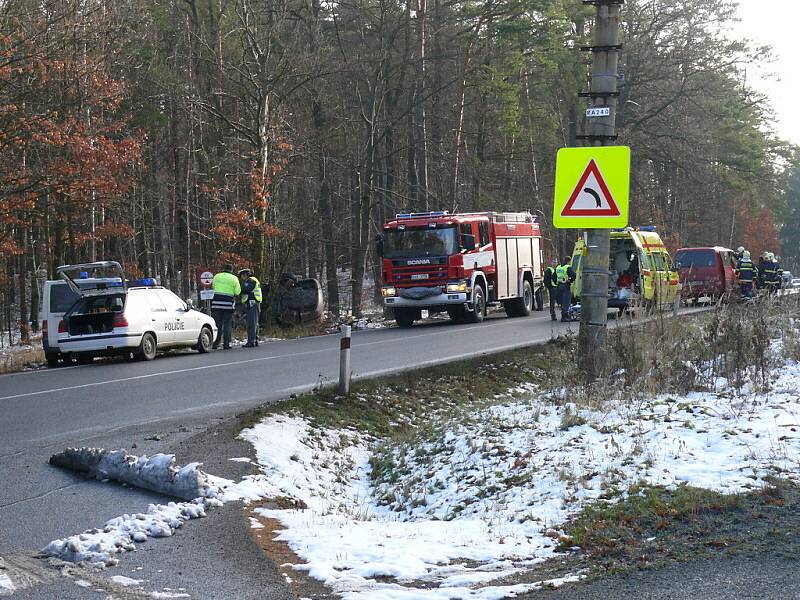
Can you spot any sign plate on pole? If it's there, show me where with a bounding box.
[553,146,630,229]
[199,271,214,287]
[585,107,610,118]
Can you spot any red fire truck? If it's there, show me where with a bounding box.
[377,211,545,328]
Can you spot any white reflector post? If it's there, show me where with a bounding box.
[338,325,352,395]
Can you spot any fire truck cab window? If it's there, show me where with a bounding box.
[479,222,490,247]
[383,226,458,258]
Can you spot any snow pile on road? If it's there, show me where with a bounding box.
[0,571,15,596]
[44,451,217,566]
[246,360,800,599]
[49,449,211,501]
[44,501,207,566]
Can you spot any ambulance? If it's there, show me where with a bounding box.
[570,226,680,311]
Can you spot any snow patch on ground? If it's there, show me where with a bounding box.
[44,501,207,566]
[0,572,15,596]
[243,361,800,599]
[111,575,143,586]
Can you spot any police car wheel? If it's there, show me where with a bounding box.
[45,353,60,368]
[197,326,212,353]
[137,332,157,361]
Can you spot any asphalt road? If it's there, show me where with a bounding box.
[0,307,703,598]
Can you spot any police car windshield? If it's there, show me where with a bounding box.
[384,227,457,258]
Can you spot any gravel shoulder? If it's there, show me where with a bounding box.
[534,555,800,600]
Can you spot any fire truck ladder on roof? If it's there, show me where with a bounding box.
[395,211,450,219]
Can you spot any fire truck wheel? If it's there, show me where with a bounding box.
[394,309,416,328]
[505,280,534,317]
[468,285,486,323]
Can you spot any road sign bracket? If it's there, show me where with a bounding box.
[576,134,618,141]
[580,44,623,52]
[578,91,620,98]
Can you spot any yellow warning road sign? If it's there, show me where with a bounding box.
[553,146,630,229]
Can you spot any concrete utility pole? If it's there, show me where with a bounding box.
[577,0,622,379]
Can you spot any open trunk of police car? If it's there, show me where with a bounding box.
[56,262,127,335]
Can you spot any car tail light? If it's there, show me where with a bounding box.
[42,320,48,342]
[112,313,129,328]
[57,320,67,334]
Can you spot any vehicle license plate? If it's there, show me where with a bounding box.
[411,274,429,280]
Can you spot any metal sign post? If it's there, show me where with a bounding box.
[577,0,623,380]
[196,267,214,314]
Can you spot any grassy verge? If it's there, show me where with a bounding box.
[0,344,44,374]
[556,478,800,577]
[240,294,800,437]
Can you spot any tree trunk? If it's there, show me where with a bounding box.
[413,0,429,209]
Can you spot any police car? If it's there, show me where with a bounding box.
[55,261,218,363]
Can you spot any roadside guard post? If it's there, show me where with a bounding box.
[553,146,631,229]
[339,325,352,395]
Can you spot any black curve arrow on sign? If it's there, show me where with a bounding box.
[583,187,602,208]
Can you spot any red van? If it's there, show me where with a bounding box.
[675,246,738,303]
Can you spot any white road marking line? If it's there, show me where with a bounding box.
[0,321,522,402]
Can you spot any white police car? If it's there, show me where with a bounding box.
[55,261,218,363]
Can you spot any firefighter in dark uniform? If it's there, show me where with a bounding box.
[238,268,263,347]
[736,250,757,299]
[757,253,768,289]
[543,258,558,321]
[763,252,781,295]
[555,257,576,322]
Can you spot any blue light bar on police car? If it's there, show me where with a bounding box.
[129,278,158,287]
[395,211,449,219]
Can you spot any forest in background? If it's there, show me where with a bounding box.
[1,0,797,344]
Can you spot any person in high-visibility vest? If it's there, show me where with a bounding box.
[554,256,576,322]
[238,268,263,347]
[543,258,559,321]
[211,264,241,349]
